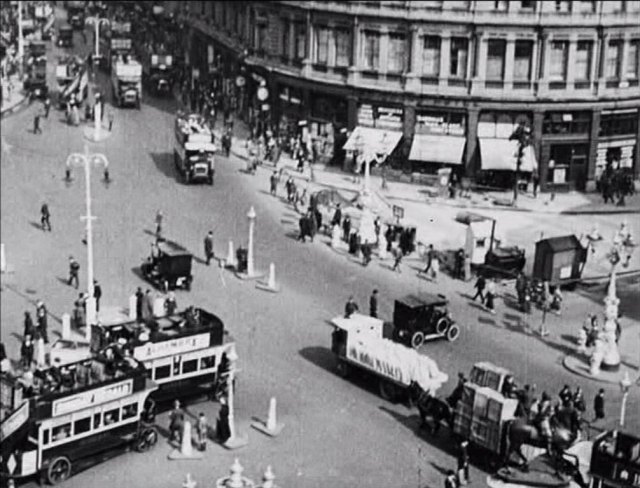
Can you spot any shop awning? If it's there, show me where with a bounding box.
[479,138,537,172]
[409,134,466,165]
[343,127,402,162]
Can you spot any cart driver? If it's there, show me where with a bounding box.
[534,391,554,455]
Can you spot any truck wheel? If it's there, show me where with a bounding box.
[379,379,399,402]
[410,331,425,349]
[436,317,450,336]
[47,456,72,485]
[446,324,460,342]
[336,360,349,378]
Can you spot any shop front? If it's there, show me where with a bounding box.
[308,91,349,165]
[595,108,638,183]
[409,110,467,174]
[476,111,536,189]
[540,111,592,191]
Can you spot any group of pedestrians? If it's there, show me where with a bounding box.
[471,275,498,314]
[19,301,48,369]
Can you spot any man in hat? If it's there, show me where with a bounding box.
[68,256,80,289]
[204,231,215,265]
[216,396,231,443]
[36,301,48,343]
[40,203,51,231]
[535,391,554,454]
[21,334,34,369]
[135,287,144,322]
[93,280,102,312]
[169,399,185,444]
[457,440,470,485]
[369,289,378,318]
[23,311,34,338]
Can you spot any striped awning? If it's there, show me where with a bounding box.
[479,138,537,172]
[409,134,466,165]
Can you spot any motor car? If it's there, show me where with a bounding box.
[141,242,193,291]
[391,293,460,348]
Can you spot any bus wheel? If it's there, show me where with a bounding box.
[47,456,72,485]
[136,427,158,452]
[379,379,399,403]
[336,360,349,378]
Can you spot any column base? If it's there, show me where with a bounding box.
[222,433,249,450]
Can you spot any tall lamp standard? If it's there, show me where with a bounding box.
[619,371,632,427]
[65,146,110,343]
[509,123,533,203]
[85,16,110,65]
[246,206,256,278]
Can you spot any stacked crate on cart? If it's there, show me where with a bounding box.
[469,361,512,393]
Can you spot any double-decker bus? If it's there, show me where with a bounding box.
[90,307,236,403]
[0,356,157,485]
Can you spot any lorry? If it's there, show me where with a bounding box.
[174,113,216,184]
[23,41,48,99]
[66,0,85,30]
[111,56,142,108]
[330,313,449,403]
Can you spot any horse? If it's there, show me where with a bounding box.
[409,384,454,435]
[503,417,577,474]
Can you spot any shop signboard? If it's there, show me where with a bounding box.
[416,113,465,136]
[358,103,403,131]
[596,139,636,170]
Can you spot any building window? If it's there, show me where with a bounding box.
[555,0,571,12]
[606,40,622,79]
[549,41,569,81]
[578,1,596,12]
[363,31,380,70]
[543,112,591,134]
[575,41,592,81]
[599,112,639,137]
[388,33,406,72]
[486,39,506,80]
[255,23,268,55]
[294,23,306,60]
[335,29,351,66]
[449,38,468,77]
[422,36,440,76]
[493,1,509,10]
[281,20,290,58]
[520,0,536,9]
[513,40,533,80]
[626,40,639,78]
[316,27,330,65]
[613,0,627,12]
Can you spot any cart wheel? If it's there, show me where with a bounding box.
[436,317,450,336]
[47,456,72,485]
[446,324,460,342]
[135,427,158,452]
[410,331,425,349]
[379,379,399,402]
[336,360,349,378]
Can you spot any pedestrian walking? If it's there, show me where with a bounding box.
[270,171,278,196]
[419,244,436,276]
[344,296,359,318]
[108,110,114,131]
[369,289,378,318]
[40,203,51,231]
[392,247,403,273]
[68,256,80,289]
[196,412,208,451]
[216,396,231,443]
[593,389,605,421]
[36,300,48,343]
[33,113,42,134]
[165,292,177,316]
[73,293,86,329]
[331,204,342,228]
[142,289,154,321]
[539,281,551,336]
[361,240,372,266]
[169,399,184,444]
[472,275,486,303]
[43,97,51,118]
[204,231,215,265]
[484,278,497,314]
[135,287,144,322]
[93,280,102,312]
[155,210,163,242]
[23,311,34,338]
[454,248,465,280]
[457,440,470,485]
[21,334,34,369]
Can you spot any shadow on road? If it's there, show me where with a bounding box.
[150,152,179,182]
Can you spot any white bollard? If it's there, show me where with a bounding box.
[168,420,203,460]
[331,225,341,249]
[129,294,137,320]
[251,396,284,437]
[257,263,280,293]
[266,397,278,431]
[61,313,71,340]
[1,243,5,272]
[153,297,165,317]
[35,337,46,368]
[225,240,236,269]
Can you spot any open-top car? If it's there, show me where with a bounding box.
[391,293,460,348]
[141,242,193,291]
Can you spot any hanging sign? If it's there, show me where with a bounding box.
[257,86,269,101]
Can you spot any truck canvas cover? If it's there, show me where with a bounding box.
[115,62,142,78]
[185,142,216,153]
[332,314,448,393]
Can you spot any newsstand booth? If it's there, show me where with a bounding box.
[533,235,587,285]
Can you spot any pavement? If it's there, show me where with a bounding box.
[0,74,29,118]
[1,15,639,488]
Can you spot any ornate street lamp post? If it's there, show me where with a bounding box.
[619,371,632,427]
[85,16,110,64]
[65,146,110,343]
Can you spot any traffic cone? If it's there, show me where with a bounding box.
[256,263,280,293]
[225,241,236,269]
[182,473,197,488]
[168,421,203,460]
[251,397,284,437]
